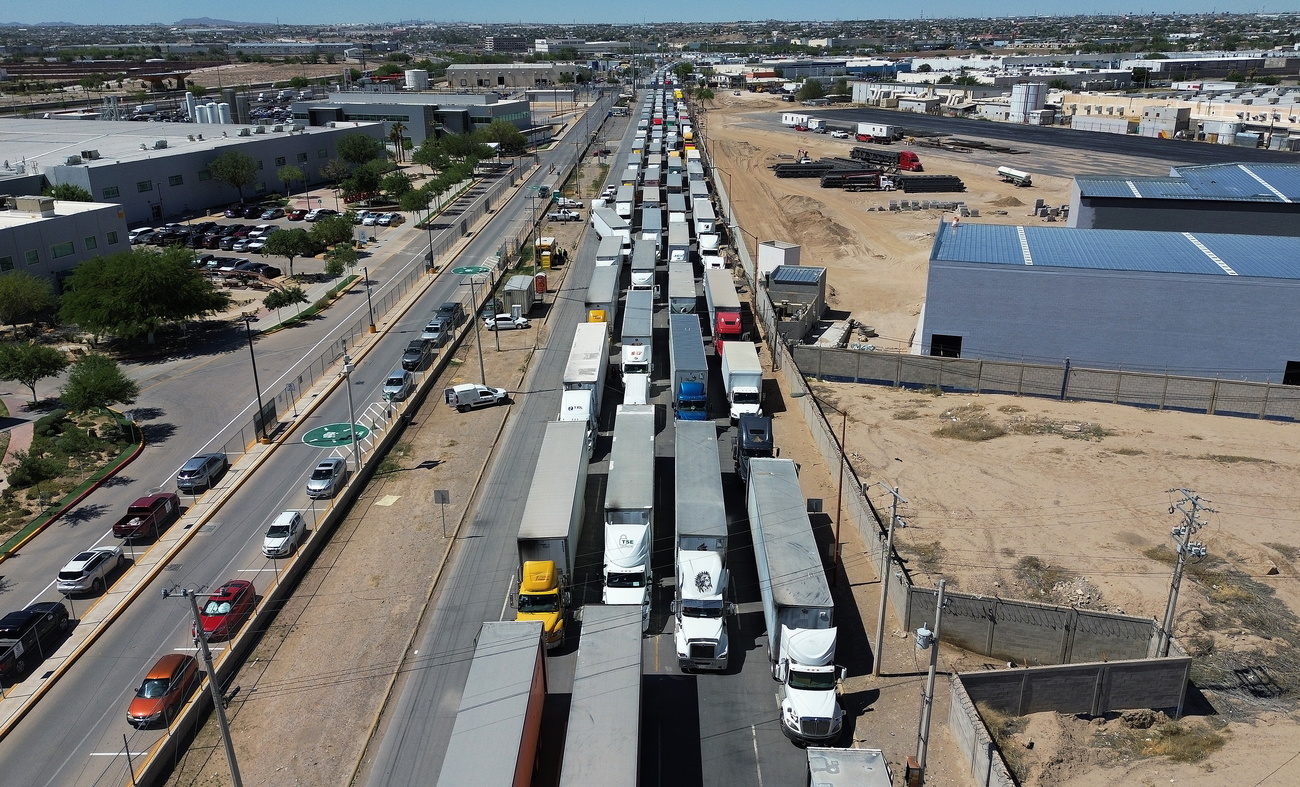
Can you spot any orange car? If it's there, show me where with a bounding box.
[127,653,200,728]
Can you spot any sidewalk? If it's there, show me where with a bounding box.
[0,393,38,495]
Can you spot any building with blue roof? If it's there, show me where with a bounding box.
[1069,162,1300,236]
[921,221,1300,383]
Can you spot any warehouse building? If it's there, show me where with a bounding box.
[444,62,578,89]
[919,221,1300,384]
[293,92,531,145]
[0,196,128,285]
[1069,162,1300,236]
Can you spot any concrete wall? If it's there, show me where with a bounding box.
[794,345,1300,422]
[958,657,1192,717]
[948,676,1017,787]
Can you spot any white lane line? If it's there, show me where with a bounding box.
[751,724,764,787]
[89,752,128,757]
[237,568,280,572]
[499,574,516,621]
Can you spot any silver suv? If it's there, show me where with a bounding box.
[305,457,348,499]
[176,453,228,494]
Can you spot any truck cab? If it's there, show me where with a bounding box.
[734,415,775,482]
[776,627,846,743]
[674,381,708,420]
[516,560,567,649]
[672,551,732,670]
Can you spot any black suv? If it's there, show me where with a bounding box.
[0,602,70,682]
[401,338,434,371]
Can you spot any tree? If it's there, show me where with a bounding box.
[324,257,345,278]
[59,247,232,343]
[673,62,693,82]
[381,171,413,200]
[209,149,259,203]
[0,271,56,335]
[6,449,63,493]
[399,186,432,218]
[834,78,850,95]
[388,121,407,163]
[263,285,309,321]
[480,119,527,156]
[796,79,826,101]
[337,133,384,166]
[277,164,305,197]
[289,75,309,89]
[43,183,93,202]
[916,63,933,73]
[60,353,139,412]
[263,228,316,277]
[311,215,355,247]
[0,343,68,404]
[325,244,359,271]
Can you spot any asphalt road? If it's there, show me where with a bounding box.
[0,95,612,785]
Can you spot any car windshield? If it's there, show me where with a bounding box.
[787,668,837,691]
[267,525,291,538]
[203,600,233,615]
[137,678,170,699]
[517,592,560,614]
[385,376,404,387]
[311,467,335,480]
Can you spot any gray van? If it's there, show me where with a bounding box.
[176,453,228,493]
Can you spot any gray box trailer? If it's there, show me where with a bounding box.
[517,420,591,583]
[620,288,654,378]
[558,606,643,787]
[584,264,620,324]
[667,261,696,313]
[436,621,547,787]
[806,747,892,787]
[666,192,689,216]
[668,313,709,421]
[674,419,727,556]
[630,239,657,291]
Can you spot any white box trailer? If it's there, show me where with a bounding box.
[667,222,691,263]
[692,197,717,236]
[782,112,810,127]
[672,420,732,671]
[806,748,892,787]
[615,184,636,218]
[856,121,897,139]
[558,606,643,787]
[436,621,546,787]
[591,208,631,245]
[584,264,620,324]
[630,239,657,291]
[603,404,656,630]
[666,192,689,216]
[721,341,763,421]
[667,261,696,313]
[564,322,610,416]
[620,288,654,379]
[595,236,623,268]
[747,458,844,744]
[641,186,662,210]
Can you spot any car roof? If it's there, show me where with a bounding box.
[144,652,193,679]
[212,579,252,597]
[317,458,345,469]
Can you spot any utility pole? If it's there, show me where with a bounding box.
[165,588,243,787]
[1158,490,1212,657]
[914,578,947,780]
[873,483,907,677]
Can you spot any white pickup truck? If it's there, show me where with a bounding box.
[445,383,509,411]
[554,197,583,209]
[547,209,582,222]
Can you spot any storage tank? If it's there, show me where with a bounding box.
[405,69,430,90]
[217,102,233,124]
[1009,82,1047,123]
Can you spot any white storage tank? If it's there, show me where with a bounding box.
[217,102,233,124]
[405,69,430,90]
[1009,82,1047,123]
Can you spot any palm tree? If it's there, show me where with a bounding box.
[388,122,407,164]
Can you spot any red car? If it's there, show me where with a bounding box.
[286,209,308,221]
[192,580,256,642]
[127,653,201,728]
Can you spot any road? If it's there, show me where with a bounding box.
[0,93,614,787]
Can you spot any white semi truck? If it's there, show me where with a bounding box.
[672,420,732,671]
[620,288,654,381]
[721,341,763,421]
[603,404,656,631]
[748,457,845,744]
[560,322,609,453]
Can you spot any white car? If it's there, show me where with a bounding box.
[484,314,531,331]
[830,130,850,138]
[361,212,381,226]
[262,511,306,559]
[128,227,154,244]
[57,546,124,596]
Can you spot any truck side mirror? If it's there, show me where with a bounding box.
[773,659,787,683]
[727,603,738,616]
[775,448,780,457]
[669,601,678,615]
[562,591,572,606]
[507,593,516,609]
[838,666,848,682]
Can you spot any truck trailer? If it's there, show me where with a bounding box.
[672,420,732,671]
[603,404,656,631]
[558,606,643,787]
[849,146,923,172]
[515,420,589,650]
[435,621,547,787]
[620,288,654,381]
[721,341,763,421]
[630,239,657,291]
[748,457,845,744]
[584,264,619,324]
[692,197,717,237]
[591,207,632,244]
[667,221,691,263]
[614,184,635,219]
[855,121,898,142]
[703,268,743,353]
[667,261,696,314]
[668,313,709,421]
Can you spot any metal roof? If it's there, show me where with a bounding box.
[674,420,727,543]
[1075,162,1300,203]
[747,458,833,611]
[605,405,655,513]
[518,421,589,540]
[931,221,1300,280]
[559,606,642,787]
[770,265,826,284]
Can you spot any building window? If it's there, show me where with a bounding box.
[929,334,962,358]
[318,149,328,159]
[198,169,212,181]
[275,156,287,167]
[459,79,468,87]
[24,250,38,266]
[102,185,120,199]
[0,256,12,272]
[168,174,183,186]
[84,236,97,250]
[137,181,153,193]
[297,152,308,163]
[106,231,120,245]
[257,161,264,170]
[51,241,75,259]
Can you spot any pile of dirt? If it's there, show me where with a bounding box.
[989,195,1027,207]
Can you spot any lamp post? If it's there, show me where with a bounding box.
[341,352,362,470]
[467,276,487,385]
[363,265,376,332]
[241,315,268,441]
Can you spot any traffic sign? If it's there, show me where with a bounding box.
[302,422,369,448]
[452,266,491,275]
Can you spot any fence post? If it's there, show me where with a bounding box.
[1059,357,1071,400]
[1113,370,1122,404]
[976,359,983,393]
[1160,372,1170,411]
[1208,379,1219,415]
[1017,362,1025,395]
[1260,382,1271,420]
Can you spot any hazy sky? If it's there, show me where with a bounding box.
[1,2,1280,26]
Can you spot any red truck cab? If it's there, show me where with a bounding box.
[112,493,181,540]
[714,311,743,355]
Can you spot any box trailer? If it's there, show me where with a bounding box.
[630,239,657,291]
[667,222,691,263]
[806,748,892,787]
[558,606,643,787]
[614,184,636,219]
[591,208,632,244]
[436,621,547,787]
[669,313,709,421]
[748,458,844,744]
[502,275,537,316]
[721,341,763,421]
[703,268,742,353]
[640,206,663,248]
[692,197,717,236]
[620,288,654,380]
[643,164,662,188]
[672,420,732,671]
[584,264,620,324]
[666,192,689,216]
[855,121,898,141]
[640,186,662,210]
[595,236,623,268]
[603,404,656,630]
[564,321,610,417]
[667,261,696,314]
[997,166,1033,186]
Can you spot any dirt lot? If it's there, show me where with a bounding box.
[707,91,1300,785]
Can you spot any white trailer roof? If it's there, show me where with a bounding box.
[748,458,833,610]
[518,421,590,540]
[806,747,892,787]
[674,420,727,544]
[668,262,695,302]
[564,322,608,386]
[585,265,620,306]
[558,606,643,787]
[605,405,656,513]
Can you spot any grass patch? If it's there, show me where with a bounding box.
[1007,416,1110,440]
[1200,454,1273,464]
[997,404,1025,414]
[892,408,921,420]
[1100,718,1227,764]
[1113,447,1145,456]
[975,703,1028,779]
[903,540,946,574]
[1187,434,1203,440]
[1000,547,1016,558]
[588,163,610,193]
[1266,542,1300,561]
[934,405,1006,442]
[1015,556,1074,597]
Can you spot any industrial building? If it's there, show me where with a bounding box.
[1069,162,1300,236]
[0,196,129,285]
[0,118,385,225]
[444,63,578,90]
[766,264,826,342]
[919,221,1300,384]
[292,92,531,145]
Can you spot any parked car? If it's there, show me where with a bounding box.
[224,205,244,218]
[130,230,158,245]
[304,208,338,222]
[305,457,348,499]
[127,653,201,728]
[0,602,70,683]
[361,212,381,226]
[401,338,434,371]
[241,204,265,219]
[383,212,404,226]
[382,369,416,402]
[484,314,531,331]
[235,261,282,279]
[444,383,509,412]
[231,238,253,253]
[176,452,228,494]
[262,510,306,558]
[554,198,583,209]
[193,580,256,642]
[547,209,582,222]
[247,224,278,239]
[245,238,268,253]
[286,209,307,221]
[56,546,124,596]
[261,207,286,220]
[830,130,850,138]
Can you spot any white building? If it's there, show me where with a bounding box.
[0,196,129,284]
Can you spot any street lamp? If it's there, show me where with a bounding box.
[466,275,487,385]
[363,266,376,332]
[341,352,363,470]
[241,315,268,441]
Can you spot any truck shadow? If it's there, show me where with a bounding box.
[640,674,704,787]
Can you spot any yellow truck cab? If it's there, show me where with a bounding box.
[516,560,566,649]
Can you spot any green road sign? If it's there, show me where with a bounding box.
[452,266,491,275]
[302,422,370,448]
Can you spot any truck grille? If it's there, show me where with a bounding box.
[689,642,717,660]
[800,717,832,738]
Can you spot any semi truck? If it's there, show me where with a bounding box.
[620,288,654,381]
[734,414,775,483]
[630,239,657,291]
[849,146,923,172]
[668,313,709,421]
[614,184,635,219]
[558,606,643,787]
[855,121,898,142]
[692,197,717,237]
[603,404,656,631]
[703,268,743,353]
[672,420,732,671]
[667,221,691,263]
[584,264,620,324]
[748,458,845,744]
[721,341,763,421]
[667,261,696,314]
[515,420,589,650]
[595,236,623,268]
[502,275,537,316]
[560,322,609,453]
[591,207,632,244]
[997,166,1033,187]
[435,621,547,787]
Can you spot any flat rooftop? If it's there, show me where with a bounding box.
[0,199,119,229]
[1075,162,1300,203]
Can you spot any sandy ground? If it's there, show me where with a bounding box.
[704,91,1300,786]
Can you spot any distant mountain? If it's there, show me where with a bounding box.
[0,21,80,26]
[174,17,257,26]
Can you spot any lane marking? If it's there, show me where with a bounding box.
[751,725,764,787]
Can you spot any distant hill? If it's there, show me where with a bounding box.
[0,21,80,26]
[174,17,257,26]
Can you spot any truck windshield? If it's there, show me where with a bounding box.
[787,668,837,691]
[607,571,646,588]
[734,391,761,404]
[625,363,649,375]
[517,593,560,614]
[682,600,723,618]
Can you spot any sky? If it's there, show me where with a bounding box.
[1,2,1282,26]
